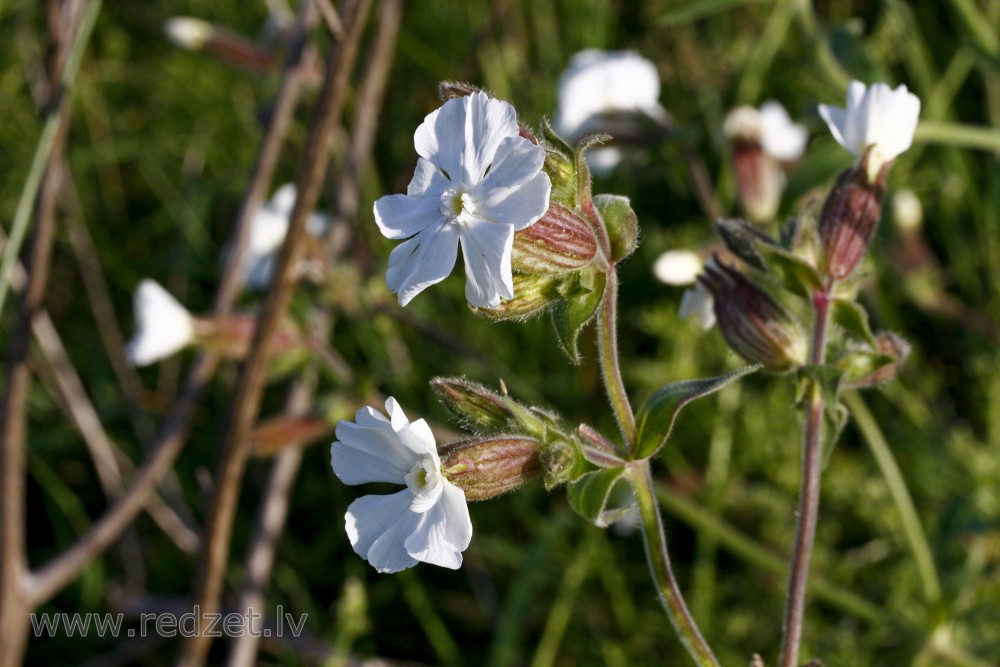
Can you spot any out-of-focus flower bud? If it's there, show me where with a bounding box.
[841,331,911,389]
[892,189,923,233]
[194,313,302,360]
[512,204,598,275]
[724,102,807,223]
[699,258,807,370]
[250,415,331,457]
[593,194,638,262]
[439,436,542,501]
[818,151,886,281]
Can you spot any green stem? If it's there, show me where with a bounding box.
[597,268,636,446]
[843,391,942,605]
[628,462,720,667]
[0,0,102,320]
[914,121,1000,153]
[779,287,831,667]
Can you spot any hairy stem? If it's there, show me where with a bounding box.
[597,268,636,446]
[779,287,831,667]
[628,463,720,667]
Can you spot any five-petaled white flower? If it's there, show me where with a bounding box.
[242,183,329,291]
[126,279,195,366]
[818,80,920,181]
[331,397,473,573]
[374,92,551,308]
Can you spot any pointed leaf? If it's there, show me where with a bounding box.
[755,242,824,299]
[566,467,632,527]
[715,218,768,270]
[593,194,638,262]
[634,365,761,459]
[831,298,878,347]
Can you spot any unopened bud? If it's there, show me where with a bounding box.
[439,437,542,501]
[512,204,598,275]
[431,377,516,432]
[593,193,638,261]
[193,314,301,360]
[700,259,807,370]
[473,273,563,320]
[819,151,887,281]
[250,415,330,457]
[842,331,911,389]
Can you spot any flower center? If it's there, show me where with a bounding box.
[405,455,441,495]
[440,188,478,224]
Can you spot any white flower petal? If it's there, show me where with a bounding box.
[270,183,298,215]
[556,50,662,138]
[459,219,515,308]
[818,103,849,153]
[820,80,920,168]
[404,482,472,569]
[679,282,716,331]
[475,137,550,230]
[407,157,451,198]
[653,250,703,286]
[373,192,445,240]
[461,92,520,184]
[126,280,195,366]
[345,492,420,573]
[385,222,461,306]
[759,101,808,161]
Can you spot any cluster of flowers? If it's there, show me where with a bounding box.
[331,68,921,572]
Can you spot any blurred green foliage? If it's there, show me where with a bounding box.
[3,0,999,665]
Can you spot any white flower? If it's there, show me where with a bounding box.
[555,50,667,172]
[374,92,551,308]
[818,80,920,180]
[243,184,329,290]
[653,249,703,286]
[126,280,195,366]
[679,281,716,331]
[331,397,473,573]
[164,17,214,50]
[555,49,666,139]
[723,101,807,162]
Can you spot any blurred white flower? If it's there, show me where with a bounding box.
[244,184,329,291]
[374,91,551,308]
[555,50,668,172]
[164,17,214,50]
[126,280,195,366]
[679,281,716,331]
[331,397,473,573]
[818,80,920,180]
[653,249,703,286]
[892,188,923,233]
[724,101,807,222]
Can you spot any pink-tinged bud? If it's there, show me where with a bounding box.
[724,107,784,223]
[512,204,598,275]
[430,377,516,432]
[439,437,542,501]
[699,259,807,370]
[250,416,331,457]
[193,314,302,360]
[819,152,887,281]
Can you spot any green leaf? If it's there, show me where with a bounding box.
[820,401,850,469]
[756,243,824,299]
[634,365,761,459]
[799,364,843,415]
[551,270,606,364]
[566,467,631,527]
[831,299,878,347]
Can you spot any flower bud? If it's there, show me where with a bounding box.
[699,259,807,370]
[842,331,911,389]
[818,151,887,281]
[439,437,542,501]
[193,314,301,360]
[472,273,564,320]
[430,377,517,432]
[250,415,330,457]
[512,204,598,275]
[593,193,638,261]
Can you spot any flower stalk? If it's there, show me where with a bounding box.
[779,285,832,667]
[628,462,721,667]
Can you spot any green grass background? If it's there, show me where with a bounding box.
[3,0,999,664]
